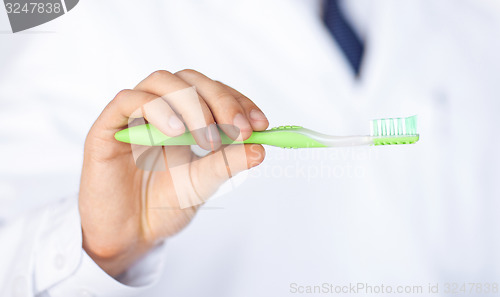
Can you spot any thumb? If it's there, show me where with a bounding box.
[178,144,265,207]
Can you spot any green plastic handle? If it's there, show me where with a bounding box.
[114,124,327,149]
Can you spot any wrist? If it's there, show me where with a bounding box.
[82,231,153,277]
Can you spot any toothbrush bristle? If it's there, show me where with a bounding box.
[370,115,417,137]
[370,115,419,145]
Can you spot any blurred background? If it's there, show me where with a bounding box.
[1,0,500,296]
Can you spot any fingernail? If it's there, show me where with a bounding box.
[168,115,185,131]
[233,113,252,135]
[249,109,267,122]
[206,123,221,146]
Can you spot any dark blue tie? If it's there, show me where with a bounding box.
[323,0,365,75]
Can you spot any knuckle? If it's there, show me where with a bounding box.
[149,70,172,80]
[235,94,252,105]
[113,89,133,102]
[215,91,235,102]
[175,68,199,77]
[213,80,225,87]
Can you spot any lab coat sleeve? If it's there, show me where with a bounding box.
[0,196,165,297]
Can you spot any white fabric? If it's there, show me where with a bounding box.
[0,196,164,297]
[1,0,500,296]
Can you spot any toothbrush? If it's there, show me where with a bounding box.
[114,115,419,148]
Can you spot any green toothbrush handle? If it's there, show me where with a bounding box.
[239,125,327,148]
[114,124,327,149]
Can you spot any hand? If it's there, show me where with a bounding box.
[79,70,268,276]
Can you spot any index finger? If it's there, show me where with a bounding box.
[135,70,220,151]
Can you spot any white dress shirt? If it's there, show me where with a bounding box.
[1,0,499,296]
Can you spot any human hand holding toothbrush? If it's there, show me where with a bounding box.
[79,69,268,277]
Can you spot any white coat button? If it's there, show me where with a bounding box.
[11,276,29,297]
[78,289,95,297]
[54,254,65,270]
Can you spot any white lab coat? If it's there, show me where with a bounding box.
[1,0,500,296]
